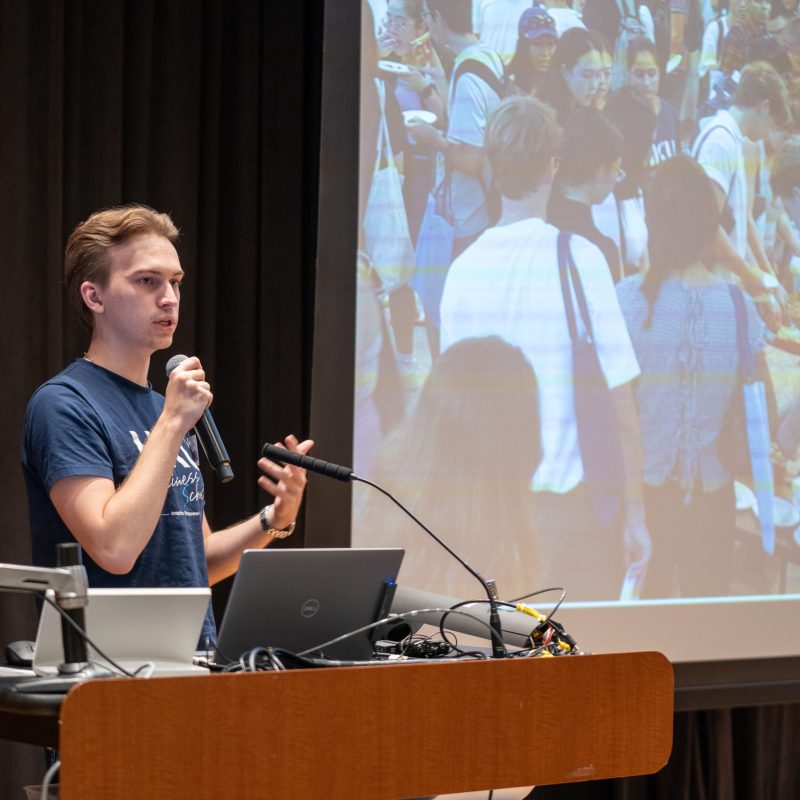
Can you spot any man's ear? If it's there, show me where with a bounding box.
[80,281,104,316]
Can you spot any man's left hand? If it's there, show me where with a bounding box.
[257,434,314,530]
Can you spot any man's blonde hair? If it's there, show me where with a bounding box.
[485,95,561,200]
[64,204,179,330]
[735,61,790,127]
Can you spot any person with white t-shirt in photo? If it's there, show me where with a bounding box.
[476,0,533,63]
[408,0,506,259]
[540,0,587,38]
[692,60,790,316]
[439,95,650,601]
[594,85,659,277]
[699,0,732,101]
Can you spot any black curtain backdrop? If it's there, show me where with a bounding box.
[0,2,799,798]
[0,0,320,791]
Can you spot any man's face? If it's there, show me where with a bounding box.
[85,233,183,355]
[590,157,623,204]
[751,98,777,140]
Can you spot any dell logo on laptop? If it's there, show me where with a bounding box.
[301,598,320,618]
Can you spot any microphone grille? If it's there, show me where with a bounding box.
[165,353,189,376]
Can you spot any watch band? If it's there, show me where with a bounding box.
[259,505,296,539]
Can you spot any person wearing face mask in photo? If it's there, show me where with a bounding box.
[626,37,680,165]
[508,6,559,97]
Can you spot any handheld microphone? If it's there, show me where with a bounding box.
[261,443,507,658]
[166,354,234,484]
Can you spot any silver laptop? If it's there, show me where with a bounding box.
[33,587,211,677]
[214,548,404,663]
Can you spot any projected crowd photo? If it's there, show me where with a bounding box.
[353,0,800,606]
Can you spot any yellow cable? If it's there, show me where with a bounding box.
[515,603,547,622]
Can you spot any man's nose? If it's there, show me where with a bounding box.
[161,284,179,305]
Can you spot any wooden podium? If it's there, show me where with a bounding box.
[57,652,672,799]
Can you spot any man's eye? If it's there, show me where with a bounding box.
[139,277,153,285]
[170,280,182,288]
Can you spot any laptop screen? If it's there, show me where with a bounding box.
[33,587,211,676]
[214,547,404,662]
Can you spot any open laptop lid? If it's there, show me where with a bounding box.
[33,587,211,677]
[214,548,404,663]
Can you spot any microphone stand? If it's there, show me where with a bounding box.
[352,476,507,659]
[261,444,508,658]
[0,544,114,693]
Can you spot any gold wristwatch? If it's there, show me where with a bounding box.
[259,505,296,539]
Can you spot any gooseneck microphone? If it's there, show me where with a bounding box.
[262,443,507,658]
[262,443,352,482]
[167,354,234,484]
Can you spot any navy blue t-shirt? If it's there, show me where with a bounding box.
[21,359,215,645]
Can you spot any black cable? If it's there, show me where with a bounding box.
[507,586,566,605]
[453,649,489,660]
[40,592,136,678]
[212,641,241,668]
[297,606,499,657]
[353,476,508,657]
[436,629,485,659]
[437,592,581,658]
[437,598,515,647]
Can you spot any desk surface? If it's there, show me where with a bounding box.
[0,675,62,746]
[0,653,674,798]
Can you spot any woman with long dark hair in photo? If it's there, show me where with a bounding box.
[354,336,543,600]
[616,156,772,598]
[539,27,604,123]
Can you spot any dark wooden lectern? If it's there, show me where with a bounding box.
[58,651,673,799]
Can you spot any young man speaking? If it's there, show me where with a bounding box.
[21,205,312,644]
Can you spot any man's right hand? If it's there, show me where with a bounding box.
[163,356,213,432]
